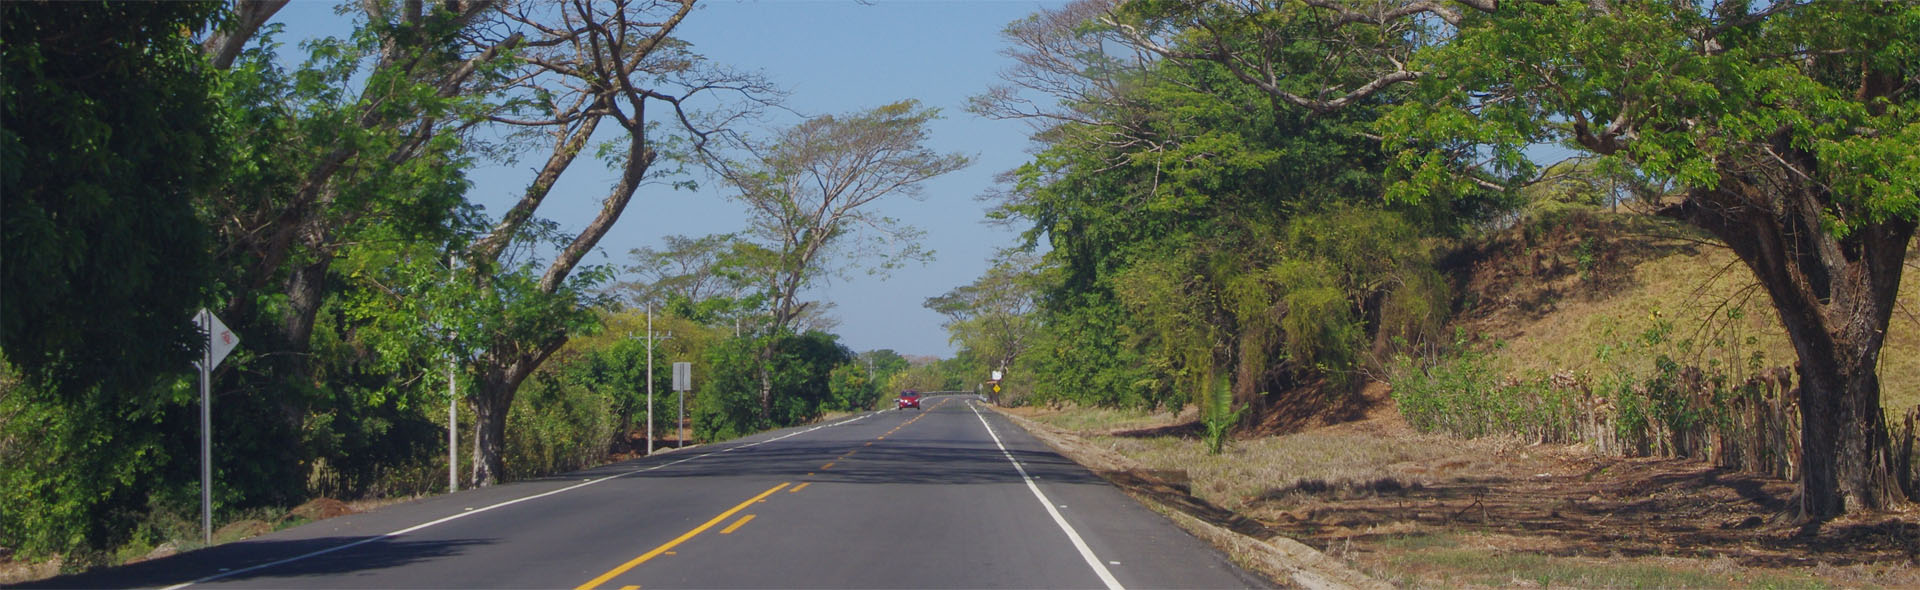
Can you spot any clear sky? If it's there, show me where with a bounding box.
[271,0,1062,358]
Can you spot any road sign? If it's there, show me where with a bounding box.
[188,307,239,546]
[990,370,1003,381]
[672,362,691,391]
[194,308,239,370]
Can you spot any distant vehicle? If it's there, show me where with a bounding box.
[897,390,921,410]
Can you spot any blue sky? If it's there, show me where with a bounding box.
[272,0,1062,358]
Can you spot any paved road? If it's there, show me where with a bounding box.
[30,395,1267,589]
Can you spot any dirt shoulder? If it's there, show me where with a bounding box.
[997,398,1920,589]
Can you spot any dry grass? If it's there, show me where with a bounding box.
[1013,402,1920,590]
[1011,405,1507,516]
[1477,227,1920,413]
[1014,404,1192,434]
[1361,535,1838,589]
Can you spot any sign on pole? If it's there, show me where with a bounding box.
[672,362,691,391]
[990,370,1003,381]
[191,308,238,545]
[196,308,239,370]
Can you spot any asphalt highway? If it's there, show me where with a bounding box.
[31,395,1267,589]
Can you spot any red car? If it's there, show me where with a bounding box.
[897,390,921,410]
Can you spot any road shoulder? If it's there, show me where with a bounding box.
[989,406,1388,590]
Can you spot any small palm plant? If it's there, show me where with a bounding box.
[1200,378,1245,455]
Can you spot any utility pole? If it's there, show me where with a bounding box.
[448,355,457,493]
[644,306,672,455]
[446,254,459,493]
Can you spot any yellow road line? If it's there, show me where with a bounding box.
[575,482,789,590]
[789,482,811,493]
[820,462,836,470]
[719,514,756,534]
[619,585,639,590]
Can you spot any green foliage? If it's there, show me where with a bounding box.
[0,2,227,561]
[692,337,769,442]
[1389,344,1563,439]
[0,368,197,563]
[504,373,617,481]
[0,1,221,395]
[1023,292,1165,409]
[967,4,1483,418]
[1200,377,1244,455]
[693,331,853,442]
[829,363,881,412]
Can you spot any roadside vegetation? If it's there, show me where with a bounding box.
[931,0,1920,586]
[1,1,981,578]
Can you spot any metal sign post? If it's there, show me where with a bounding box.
[641,309,675,455]
[672,362,691,448]
[192,309,238,545]
[448,356,457,493]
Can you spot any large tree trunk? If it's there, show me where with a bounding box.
[470,371,513,486]
[1662,174,1914,519]
[468,341,563,486]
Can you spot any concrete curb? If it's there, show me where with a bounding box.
[990,407,1390,590]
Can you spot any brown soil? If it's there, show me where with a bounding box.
[283,497,357,523]
[1006,388,1920,587]
[1443,211,1704,340]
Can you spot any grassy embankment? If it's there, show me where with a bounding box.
[1010,213,1920,589]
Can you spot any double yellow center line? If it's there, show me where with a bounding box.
[579,401,949,589]
[575,482,790,590]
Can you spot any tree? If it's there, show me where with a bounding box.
[926,252,1042,384]
[974,1,1460,423]
[1110,0,1920,517]
[0,1,227,559]
[1,1,222,398]
[617,233,767,325]
[1377,0,1918,519]
[456,0,773,486]
[714,100,971,417]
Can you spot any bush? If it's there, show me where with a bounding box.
[692,331,852,442]
[503,374,617,480]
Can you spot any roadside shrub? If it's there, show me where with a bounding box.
[503,374,616,480]
[1200,378,1245,455]
[1388,342,1895,486]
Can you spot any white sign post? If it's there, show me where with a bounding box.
[192,308,238,545]
[672,362,691,448]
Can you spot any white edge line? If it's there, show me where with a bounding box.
[967,401,1124,590]
[157,412,876,590]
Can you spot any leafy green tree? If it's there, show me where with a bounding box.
[926,252,1043,386]
[618,233,769,326]
[712,100,971,418]
[1118,0,1919,517]
[1385,1,1916,518]
[860,349,912,384]
[0,1,224,560]
[829,363,880,411]
[456,0,776,486]
[693,330,851,441]
[1,1,221,396]
[974,3,1463,424]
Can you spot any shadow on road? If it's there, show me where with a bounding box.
[16,536,493,589]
